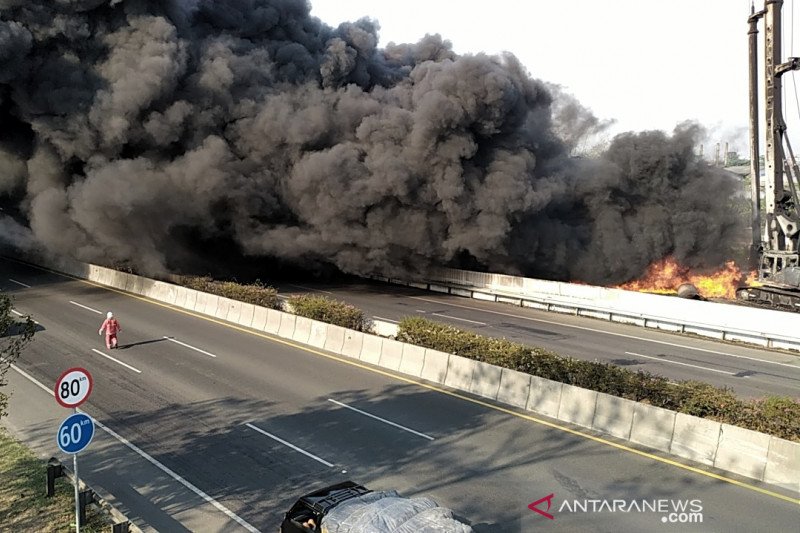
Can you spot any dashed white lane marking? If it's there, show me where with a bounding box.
[8,278,31,288]
[11,364,261,533]
[164,336,217,358]
[327,398,435,441]
[409,296,800,369]
[625,351,737,376]
[69,300,102,314]
[91,348,142,374]
[372,316,399,324]
[245,423,334,467]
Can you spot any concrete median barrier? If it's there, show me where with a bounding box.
[323,324,346,353]
[214,297,234,320]
[526,375,563,419]
[399,344,425,377]
[251,306,268,331]
[277,313,296,338]
[360,334,383,365]
[129,275,146,296]
[469,361,501,400]
[763,437,800,491]
[184,288,198,311]
[237,303,255,328]
[193,291,209,313]
[225,299,242,324]
[444,355,476,391]
[173,286,188,309]
[496,369,531,409]
[420,349,450,384]
[378,338,404,371]
[630,403,676,453]
[203,293,220,316]
[264,309,282,334]
[669,413,721,466]
[557,385,597,428]
[292,316,312,344]
[714,424,770,480]
[591,393,634,440]
[308,321,327,349]
[341,330,364,358]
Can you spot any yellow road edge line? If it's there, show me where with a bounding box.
[6,256,800,506]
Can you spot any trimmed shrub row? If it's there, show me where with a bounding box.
[178,276,282,310]
[397,316,800,441]
[288,294,367,332]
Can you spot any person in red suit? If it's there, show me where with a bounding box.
[99,311,121,349]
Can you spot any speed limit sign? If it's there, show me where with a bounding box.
[54,368,93,408]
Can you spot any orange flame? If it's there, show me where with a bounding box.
[615,257,753,299]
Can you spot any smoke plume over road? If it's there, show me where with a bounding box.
[0,1,743,284]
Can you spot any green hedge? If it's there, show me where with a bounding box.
[179,276,282,310]
[397,317,800,441]
[288,294,366,331]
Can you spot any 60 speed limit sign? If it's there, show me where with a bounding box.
[54,367,93,408]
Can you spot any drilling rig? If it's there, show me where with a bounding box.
[736,0,800,309]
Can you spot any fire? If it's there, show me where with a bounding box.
[616,257,752,299]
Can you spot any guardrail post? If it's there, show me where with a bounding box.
[112,522,130,533]
[78,489,94,525]
[46,457,64,497]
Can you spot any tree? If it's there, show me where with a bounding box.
[0,291,36,419]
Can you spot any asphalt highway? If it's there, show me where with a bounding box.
[273,280,800,398]
[1,257,798,532]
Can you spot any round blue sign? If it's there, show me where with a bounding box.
[57,413,95,454]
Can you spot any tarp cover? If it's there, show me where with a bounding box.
[321,491,472,533]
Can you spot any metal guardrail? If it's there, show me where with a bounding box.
[46,457,139,533]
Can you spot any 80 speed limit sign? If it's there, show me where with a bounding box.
[54,367,93,408]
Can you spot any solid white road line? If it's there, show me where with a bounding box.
[8,278,31,288]
[431,312,487,326]
[69,300,103,314]
[409,296,800,369]
[163,337,218,358]
[10,309,40,324]
[245,423,334,467]
[91,348,142,374]
[372,316,399,323]
[625,351,737,376]
[10,364,261,533]
[327,398,435,441]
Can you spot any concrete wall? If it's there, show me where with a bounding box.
[28,256,800,494]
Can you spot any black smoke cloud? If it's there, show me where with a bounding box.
[0,0,743,284]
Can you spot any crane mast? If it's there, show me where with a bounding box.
[741,0,800,308]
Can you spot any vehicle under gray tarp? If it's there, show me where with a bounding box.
[321,490,473,533]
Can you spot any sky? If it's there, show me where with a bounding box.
[310,0,800,157]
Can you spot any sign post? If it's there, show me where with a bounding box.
[54,368,94,533]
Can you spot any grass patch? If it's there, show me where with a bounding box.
[0,428,113,532]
